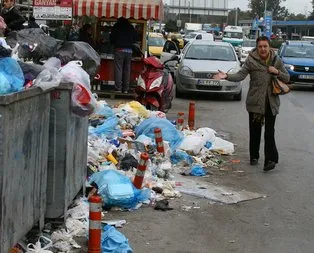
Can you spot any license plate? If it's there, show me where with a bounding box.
[299,75,314,80]
[199,80,220,86]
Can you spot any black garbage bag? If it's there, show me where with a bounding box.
[18,61,45,80]
[0,46,11,58]
[6,28,62,63]
[120,153,138,171]
[56,41,100,77]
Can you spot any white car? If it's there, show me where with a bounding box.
[240,39,255,64]
[175,40,242,100]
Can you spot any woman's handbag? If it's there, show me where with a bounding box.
[271,55,290,95]
[272,76,290,95]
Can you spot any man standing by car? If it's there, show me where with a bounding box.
[110,17,137,93]
[1,0,25,34]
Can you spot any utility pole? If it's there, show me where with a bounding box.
[235,8,238,26]
[189,0,191,23]
[264,0,267,17]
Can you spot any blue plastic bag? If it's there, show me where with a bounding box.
[95,103,114,118]
[190,165,207,176]
[102,225,133,253]
[89,170,150,209]
[0,57,24,94]
[89,116,122,139]
[170,150,193,165]
[135,118,184,151]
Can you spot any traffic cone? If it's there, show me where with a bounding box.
[188,101,195,130]
[154,128,165,155]
[176,112,184,130]
[88,194,102,253]
[133,152,149,189]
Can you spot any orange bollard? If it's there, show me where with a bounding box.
[88,194,102,253]
[133,152,149,189]
[176,112,185,130]
[188,101,195,130]
[154,128,165,155]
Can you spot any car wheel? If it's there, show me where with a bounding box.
[233,89,242,101]
[176,86,183,98]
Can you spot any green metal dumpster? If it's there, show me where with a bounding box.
[46,84,88,218]
[0,88,50,253]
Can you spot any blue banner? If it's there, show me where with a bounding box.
[264,11,272,39]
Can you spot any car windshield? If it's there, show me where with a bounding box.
[242,40,255,47]
[148,37,165,47]
[284,45,314,58]
[185,44,236,61]
[223,32,243,39]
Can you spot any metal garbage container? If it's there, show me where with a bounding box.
[46,83,88,218]
[0,88,50,253]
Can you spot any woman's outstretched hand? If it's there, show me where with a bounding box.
[212,70,227,80]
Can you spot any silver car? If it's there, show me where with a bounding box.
[175,40,242,100]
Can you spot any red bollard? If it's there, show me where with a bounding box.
[88,194,102,253]
[133,152,149,189]
[176,112,184,130]
[154,128,165,155]
[188,101,195,130]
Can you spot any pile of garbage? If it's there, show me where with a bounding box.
[0,28,99,118]
[86,100,235,209]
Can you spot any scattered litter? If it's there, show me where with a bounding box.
[102,225,133,253]
[190,165,207,176]
[154,200,173,211]
[102,219,127,228]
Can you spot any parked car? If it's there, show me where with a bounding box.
[175,40,242,100]
[240,39,255,64]
[148,33,166,58]
[278,41,314,87]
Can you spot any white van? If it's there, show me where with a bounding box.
[184,32,214,44]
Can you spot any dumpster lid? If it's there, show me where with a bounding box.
[0,87,50,105]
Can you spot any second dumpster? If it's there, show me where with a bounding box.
[46,84,88,218]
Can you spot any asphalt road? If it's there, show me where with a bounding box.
[86,80,314,253]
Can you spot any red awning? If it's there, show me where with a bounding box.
[73,0,164,20]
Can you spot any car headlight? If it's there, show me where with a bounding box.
[241,50,248,54]
[179,66,194,77]
[137,75,146,89]
[150,76,163,90]
[284,64,294,71]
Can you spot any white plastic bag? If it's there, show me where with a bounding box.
[44,57,61,70]
[34,68,62,90]
[26,236,53,253]
[196,127,216,143]
[179,135,205,155]
[209,137,234,155]
[60,60,90,88]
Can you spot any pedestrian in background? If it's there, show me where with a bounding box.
[213,36,290,172]
[79,24,95,48]
[110,17,137,93]
[1,0,25,34]
[163,34,180,55]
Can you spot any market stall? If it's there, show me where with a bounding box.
[73,0,164,93]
